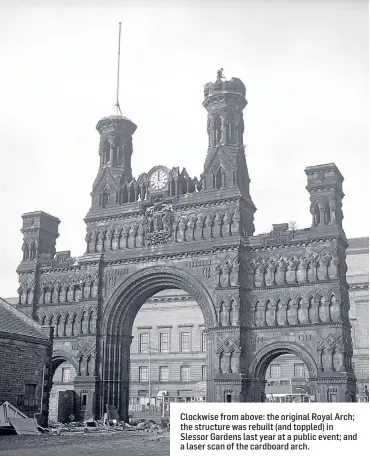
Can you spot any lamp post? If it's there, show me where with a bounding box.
[147,330,159,411]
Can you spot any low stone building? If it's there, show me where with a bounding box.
[0,297,54,425]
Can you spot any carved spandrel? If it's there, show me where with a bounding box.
[105,267,130,288]
[143,202,175,246]
[184,259,212,282]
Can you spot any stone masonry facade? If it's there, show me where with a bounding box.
[14,71,356,420]
[0,298,54,426]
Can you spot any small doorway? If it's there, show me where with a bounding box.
[225,394,232,403]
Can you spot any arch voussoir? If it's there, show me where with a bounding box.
[103,265,217,335]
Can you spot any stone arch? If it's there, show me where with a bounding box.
[71,313,78,336]
[317,293,325,322]
[217,298,226,326]
[55,313,61,337]
[87,309,96,334]
[80,309,87,335]
[306,293,314,323]
[228,294,240,326]
[325,289,337,320]
[250,341,319,382]
[276,298,285,326]
[214,115,222,144]
[264,298,274,326]
[103,265,217,335]
[52,350,79,375]
[101,265,216,419]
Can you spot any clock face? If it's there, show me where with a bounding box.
[149,168,169,191]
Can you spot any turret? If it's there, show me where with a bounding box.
[202,69,256,235]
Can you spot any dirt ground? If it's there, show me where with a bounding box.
[0,430,170,456]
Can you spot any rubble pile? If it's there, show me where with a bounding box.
[45,417,170,437]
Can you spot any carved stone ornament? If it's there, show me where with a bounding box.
[143,202,174,246]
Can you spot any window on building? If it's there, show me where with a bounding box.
[202,365,206,381]
[294,363,305,378]
[201,331,206,352]
[24,384,36,408]
[160,366,169,382]
[81,393,87,410]
[140,333,149,353]
[62,367,72,383]
[180,332,190,352]
[270,364,281,379]
[160,332,169,353]
[138,389,147,398]
[181,365,190,382]
[139,366,149,382]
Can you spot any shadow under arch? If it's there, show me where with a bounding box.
[103,265,217,335]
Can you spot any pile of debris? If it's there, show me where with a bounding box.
[0,400,170,438]
[128,417,170,433]
[46,417,170,436]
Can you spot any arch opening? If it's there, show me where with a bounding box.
[250,342,318,403]
[129,288,208,413]
[101,266,216,419]
[263,352,312,403]
[50,355,78,423]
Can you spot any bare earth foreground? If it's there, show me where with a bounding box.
[0,431,170,456]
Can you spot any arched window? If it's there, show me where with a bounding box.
[88,310,94,334]
[113,137,122,166]
[313,205,320,226]
[78,357,83,376]
[80,311,86,335]
[120,186,128,204]
[101,190,109,208]
[324,202,330,224]
[86,356,91,376]
[129,184,135,202]
[214,168,222,190]
[29,241,36,260]
[71,314,77,336]
[63,314,69,336]
[102,140,110,165]
[214,117,222,143]
[55,315,61,337]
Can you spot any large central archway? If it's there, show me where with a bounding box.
[99,266,217,420]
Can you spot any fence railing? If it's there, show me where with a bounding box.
[129,395,206,417]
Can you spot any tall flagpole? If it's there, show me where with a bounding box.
[115,22,122,115]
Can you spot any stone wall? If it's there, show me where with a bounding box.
[0,334,50,417]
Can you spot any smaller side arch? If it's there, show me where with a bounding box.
[250,341,319,381]
[52,350,79,374]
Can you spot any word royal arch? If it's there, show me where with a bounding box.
[16,71,356,420]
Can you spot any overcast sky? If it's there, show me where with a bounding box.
[0,0,368,298]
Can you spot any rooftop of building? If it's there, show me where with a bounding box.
[0,297,49,341]
[347,237,369,250]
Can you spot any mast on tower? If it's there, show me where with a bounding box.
[115,22,122,115]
